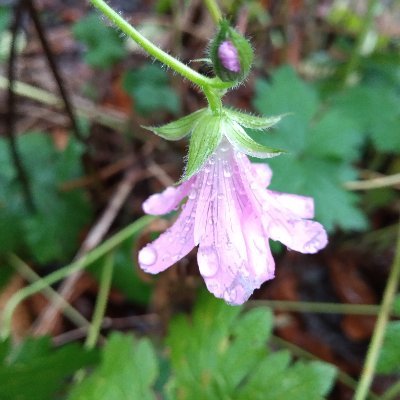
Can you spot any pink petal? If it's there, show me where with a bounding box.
[251,163,273,188]
[266,190,315,219]
[138,198,196,274]
[266,217,328,254]
[142,179,193,215]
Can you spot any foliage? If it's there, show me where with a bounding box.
[166,293,337,399]
[73,12,127,69]
[377,321,400,375]
[0,336,98,400]
[68,333,158,400]
[122,64,181,116]
[0,132,92,264]
[253,66,367,232]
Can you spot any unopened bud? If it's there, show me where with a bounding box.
[218,41,240,73]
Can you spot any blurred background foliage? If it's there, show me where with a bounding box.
[0,0,400,399]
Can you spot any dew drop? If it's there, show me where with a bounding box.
[223,167,232,178]
[188,190,197,200]
[139,246,157,268]
[198,246,219,277]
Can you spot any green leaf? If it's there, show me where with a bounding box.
[122,64,181,116]
[144,108,207,141]
[332,84,400,153]
[252,66,367,232]
[377,321,400,374]
[0,336,98,400]
[166,294,336,399]
[72,13,126,69]
[225,108,283,130]
[184,113,223,181]
[0,132,93,262]
[224,119,284,158]
[68,333,158,400]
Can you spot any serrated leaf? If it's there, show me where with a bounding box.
[225,108,283,130]
[68,333,158,400]
[0,336,98,400]
[252,66,367,232]
[377,321,400,374]
[224,119,283,158]
[144,108,207,141]
[184,113,223,180]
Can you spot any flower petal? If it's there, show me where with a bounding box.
[266,217,327,254]
[138,199,196,274]
[143,179,193,215]
[266,190,315,219]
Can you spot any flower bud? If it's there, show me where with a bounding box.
[210,20,254,83]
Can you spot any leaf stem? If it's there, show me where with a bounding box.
[354,219,400,400]
[85,252,114,349]
[7,253,90,330]
[203,0,223,24]
[89,0,229,90]
[0,215,154,340]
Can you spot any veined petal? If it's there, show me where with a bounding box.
[266,190,315,219]
[223,119,284,159]
[267,217,328,254]
[138,199,197,274]
[143,179,193,215]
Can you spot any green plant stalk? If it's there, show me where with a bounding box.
[85,252,114,349]
[204,0,223,24]
[248,300,400,317]
[8,253,90,330]
[382,380,400,400]
[89,0,230,90]
[354,219,400,400]
[0,215,155,339]
[343,0,378,85]
[271,335,380,400]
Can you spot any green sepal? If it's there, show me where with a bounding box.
[143,108,207,141]
[183,113,223,181]
[223,119,284,158]
[210,20,254,83]
[225,108,284,130]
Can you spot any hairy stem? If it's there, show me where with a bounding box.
[203,0,222,24]
[89,0,230,90]
[354,219,400,400]
[0,215,154,339]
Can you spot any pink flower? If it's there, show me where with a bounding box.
[138,141,327,305]
[218,41,241,73]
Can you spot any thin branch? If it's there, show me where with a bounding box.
[23,0,84,142]
[6,0,36,212]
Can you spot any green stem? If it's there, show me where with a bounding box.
[272,336,380,400]
[0,215,154,339]
[203,86,224,114]
[343,0,378,86]
[89,0,230,90]
[382,380,400,400]
[248,300,400,317]
[8,253,90,330]
[354,219,400,400]
[204,0,223,24]
[85,252,114,349]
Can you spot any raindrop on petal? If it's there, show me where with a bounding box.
[198,246,219,277]
[139,246,157,268]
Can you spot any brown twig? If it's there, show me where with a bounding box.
[6,0,36,212]
[32,169,143,335]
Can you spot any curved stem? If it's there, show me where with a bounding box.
[203,86,224,114]
[204,0,222,24]
[89,0,230,90]
[0,215,155,339]
[354,219,400,400]
[85,252,114,349]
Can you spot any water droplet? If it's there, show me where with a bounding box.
[220,143,230,152]
[223,167,232,178]
[217,193,224,200]
[188,190,197,200]
[198,246,219,277]
[139,246,157,267]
